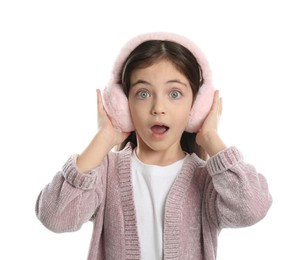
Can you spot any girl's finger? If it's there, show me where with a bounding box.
[212,90,220,112]
[96,89,105,113]
[219,97,223,116]
[96,89,101,106]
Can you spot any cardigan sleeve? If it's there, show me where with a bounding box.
[205,146,272,229]
[35,154,107,233]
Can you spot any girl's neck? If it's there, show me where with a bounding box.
[135,144,186,166]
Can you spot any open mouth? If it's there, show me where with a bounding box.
[151,125,170,135]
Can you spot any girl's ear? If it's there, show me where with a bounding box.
[102,82,135,133]
[186,82,215,133]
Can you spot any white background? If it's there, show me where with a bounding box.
[1,0,300,259]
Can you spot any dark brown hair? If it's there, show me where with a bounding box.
[117,40,208,160]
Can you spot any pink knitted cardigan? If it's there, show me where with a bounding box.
[36,144,272,259]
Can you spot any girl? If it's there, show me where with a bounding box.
[36,32,272,260]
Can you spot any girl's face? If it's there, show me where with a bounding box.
[128,59,193,164]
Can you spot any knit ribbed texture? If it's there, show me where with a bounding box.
[36,145,272,260]
[117,147,141,259]
[62,155,98,190]
[164,154,201,259]
[206,146,242,176]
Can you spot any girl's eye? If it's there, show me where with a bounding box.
[169,90,182,99]
[137,90,150,99]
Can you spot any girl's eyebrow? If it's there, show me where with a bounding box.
[131,80,151,88]
[166,80,188,88]
[131,79,188,88]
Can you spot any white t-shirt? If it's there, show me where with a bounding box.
[131,150,186,260]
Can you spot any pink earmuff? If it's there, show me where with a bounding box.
[102,32,215,133]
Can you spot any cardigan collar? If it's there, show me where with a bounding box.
[116,142,203,259]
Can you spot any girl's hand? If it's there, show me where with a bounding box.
[96,89,130,147]
[76,90,130,173]
[196,90,226,156]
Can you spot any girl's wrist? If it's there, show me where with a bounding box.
[95,129,118,149]
[197,131,227,157]
[77,131,115,173]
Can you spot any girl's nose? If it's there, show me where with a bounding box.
[151,98,166,115]
[152,110,165,115]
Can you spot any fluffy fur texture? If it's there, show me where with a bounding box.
[102,32,215,133]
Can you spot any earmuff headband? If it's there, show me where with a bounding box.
[102,32,215,133]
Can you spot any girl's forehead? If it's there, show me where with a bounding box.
[133,59,183,74]
[131,60,187,79]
